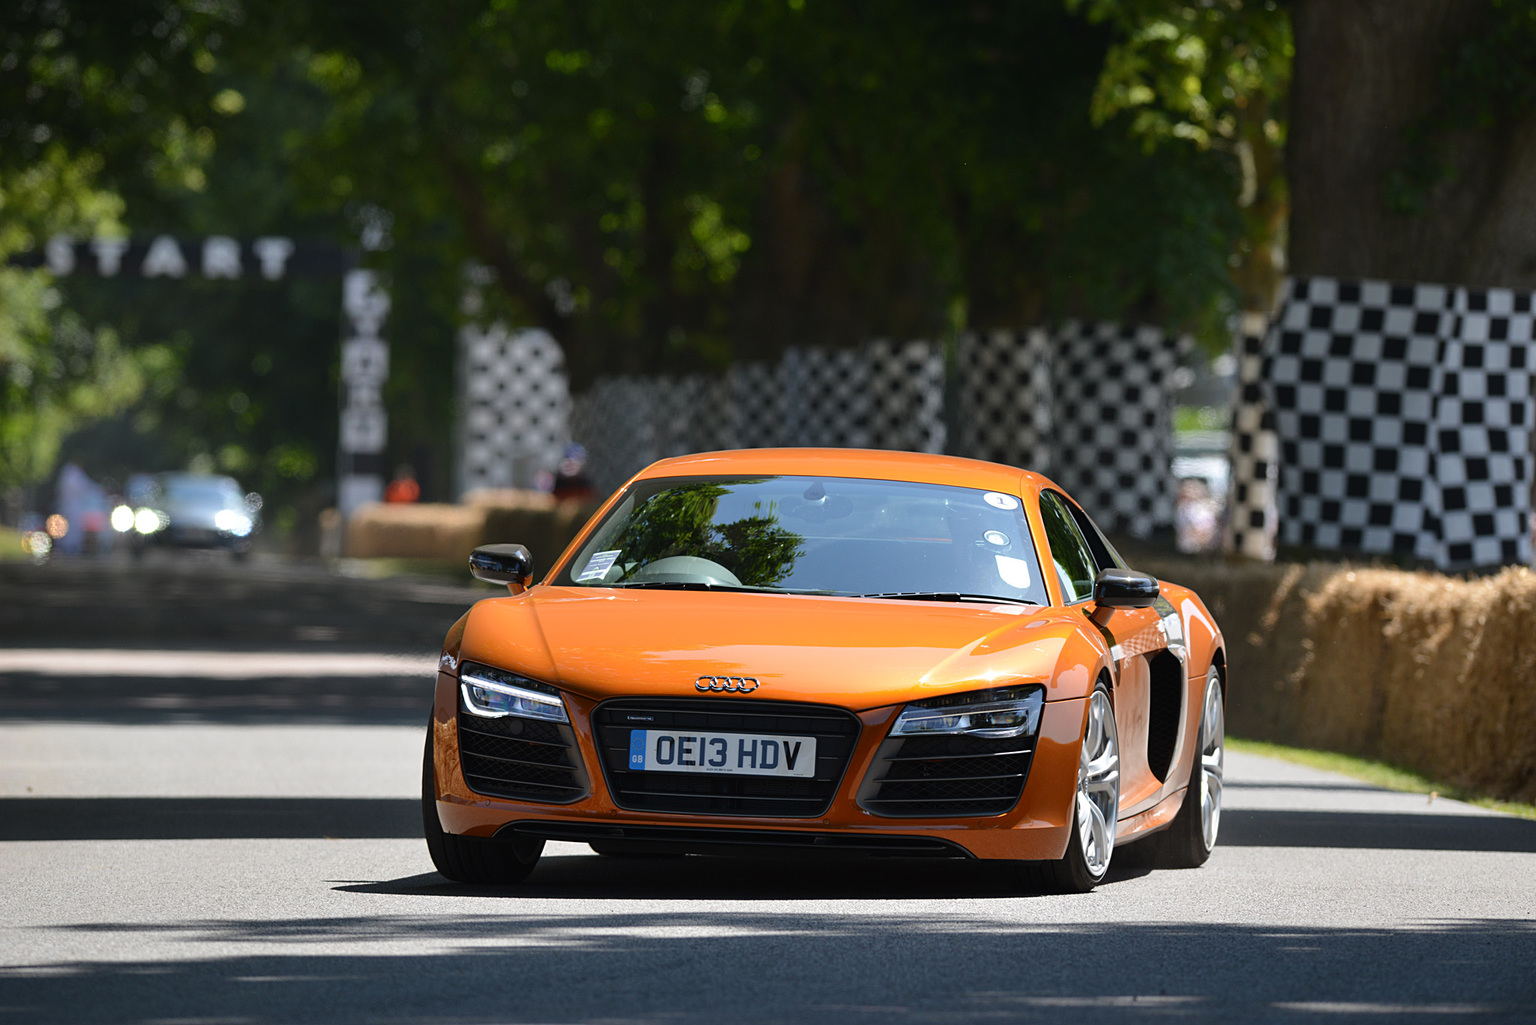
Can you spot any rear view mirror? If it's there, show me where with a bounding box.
[1092,568,1159,609]
[470,544,533,594]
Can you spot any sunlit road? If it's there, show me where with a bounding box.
[2,559,1534,1023]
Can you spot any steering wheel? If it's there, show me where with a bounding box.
[628,556,744,587]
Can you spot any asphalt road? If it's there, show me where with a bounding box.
[2,557,1534,1023]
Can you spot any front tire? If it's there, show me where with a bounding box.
[1023,681,1120,893]
[1151,666,1224,868]
[422,726,543,883]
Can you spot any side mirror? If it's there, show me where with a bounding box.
[1093,568,1159,609]
[470,544,533,594]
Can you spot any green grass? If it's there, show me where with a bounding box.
[0,525,33,561]
[1229,737,1536,821]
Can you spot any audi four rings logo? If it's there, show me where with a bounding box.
[696,676,760,693]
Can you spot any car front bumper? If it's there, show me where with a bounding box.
[428,670,1085,862]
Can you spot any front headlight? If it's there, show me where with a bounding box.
[134,508,166,534]
[214,509,253,536]
[459,662,569,723]
[890,684,1045,739]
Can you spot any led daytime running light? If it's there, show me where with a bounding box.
[459,664,568,723]
[891,684,1044,739]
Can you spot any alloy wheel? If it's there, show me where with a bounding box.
[1076,688,1120,879]
[1198,673,1225,851]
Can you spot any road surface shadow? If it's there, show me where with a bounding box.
[6,798,1533,854]
[0,672,431,725]
[4,916,1533,1024]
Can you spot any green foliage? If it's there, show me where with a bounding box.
[4,0,1299,509]
[1067,0,1292,318]
[0,268,151,487]
[1069,0,1290,152]
[614,481,804,587]
[1386,0,1536,216]
[0,145,154,490]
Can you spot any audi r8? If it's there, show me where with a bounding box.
[424,449,1226,892]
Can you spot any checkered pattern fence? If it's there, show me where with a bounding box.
[954,323,1186,536]
[1050,322,1188,538]
[1226,312,1279,560]
[569,341,947,496]
[457,325,571,494]
[954,329,1054,474]
[1261,276,1534,569]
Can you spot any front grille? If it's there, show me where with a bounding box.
[593,698,861,817]
[457,709,589,803]
[858,732,1036,817]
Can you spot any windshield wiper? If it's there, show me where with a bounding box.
[607,581,853,595]
[606,581,865,597]
[856,591,1039,606]
[608,581,755,591]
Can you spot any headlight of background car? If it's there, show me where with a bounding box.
[890,684,1044,739]
[213,509,253,536]
[459,662,569,723]
[134,508,167,534]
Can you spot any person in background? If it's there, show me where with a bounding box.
[552,443,594,502]
[54,463,112,556]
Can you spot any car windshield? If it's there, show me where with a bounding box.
[162,477,244,510]
[554,474,1048,605]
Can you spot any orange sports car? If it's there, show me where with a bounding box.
[423,448,1226,892]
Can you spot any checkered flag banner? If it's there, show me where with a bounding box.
[1226,312,1279,560]
[1263,276,1534,570]
[1050,321,1188,538]
[951,323,1186,536]
[570,340,947,496]
[954,329,1054,474]
[457,324,571,494]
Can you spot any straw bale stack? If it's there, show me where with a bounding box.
[1297,567,1536,803]
[344,503,488,562]
[342,493,599,571]
[1143,557,1536,803]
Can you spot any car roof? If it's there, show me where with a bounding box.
[634,447,1059,495]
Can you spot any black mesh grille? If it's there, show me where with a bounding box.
[457,709,588,803]
[593,698,860,818]
[859,732,1035,817]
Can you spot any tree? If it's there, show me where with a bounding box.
[264,0,1254,380]
[1069,0,1291,312]
[0,0,229,492]
[1288,0,1536,288]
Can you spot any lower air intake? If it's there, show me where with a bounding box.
[457,709,589,804]
[858,732,1036,818]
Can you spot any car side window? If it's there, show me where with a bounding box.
[1038,491,1098,604]
[1061,496,1126,572]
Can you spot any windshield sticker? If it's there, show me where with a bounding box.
[995,554,1032,589]
[984,530,1010,547]
[576,550,622,582]
[984,492,1020,511]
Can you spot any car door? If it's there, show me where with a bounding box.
[1036,490,1168,816]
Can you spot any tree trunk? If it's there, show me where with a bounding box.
[1289,0,1536,289]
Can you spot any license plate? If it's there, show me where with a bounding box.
[627,730,817,778]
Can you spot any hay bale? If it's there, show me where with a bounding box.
[1140,557,1536,803]
[479,500,599,577]
[461,488,559,511]
[343,503,489,561]
[1292,565,1536,803]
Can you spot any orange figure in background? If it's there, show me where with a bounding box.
[385,465,421,503]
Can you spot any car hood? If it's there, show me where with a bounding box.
[457,585,1098,710]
